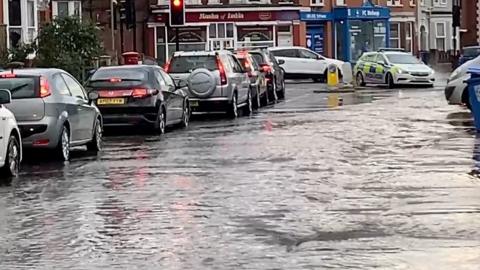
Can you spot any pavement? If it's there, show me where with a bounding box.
[1,72,480,269]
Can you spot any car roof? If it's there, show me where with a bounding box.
[96,65,156,71]
[0,68,65,76]
[268,46,307,51]
[173,50,232,56]
[463,45,480,49]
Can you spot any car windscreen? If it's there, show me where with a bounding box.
[169,56,217,73]
[0,77,38,99]
[463,47,480,57]
[386,54,421,64]
[88,68,148,88]
[250,53,265,65]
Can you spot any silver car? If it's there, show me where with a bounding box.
[0,69,103,161]
[166,51,252,118]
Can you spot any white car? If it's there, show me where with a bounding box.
[268,47,352,84]
[0,89,22,177]
[445,56,480,109]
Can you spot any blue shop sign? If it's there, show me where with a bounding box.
[300,12,333,21]
[334,2,390,20]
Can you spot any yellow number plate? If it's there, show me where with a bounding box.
[97,98,125,105]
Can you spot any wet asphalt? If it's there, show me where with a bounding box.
[1,74,480,269]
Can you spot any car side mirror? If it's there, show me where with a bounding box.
[278,59,285,65]
[0,89,11,104]
[176,80,188,89]
[88,91,99,101]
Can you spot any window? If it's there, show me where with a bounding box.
[375,54,387,64]
[420,0,424,5]
[209,23,234,39]
[53,1,82,18]
[433,0,447,6]
[387,0,402,6]
[435,22,446,51]
[0,77,37,99]
[336,0,345,5]
[230,56,244,73]
[7,0,38,47]
[154,70,167,88]
[61,74,86,99]
[169,56,217,73]
[299,49,318,59]
[271,49,297,58]
[390,23,400,49]
[311,0,324,6]
[53,74,71,96]
[159,70,175,88]
[409,0,416,6]
[405,22,413,52]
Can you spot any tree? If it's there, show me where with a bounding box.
[36,16,103,81]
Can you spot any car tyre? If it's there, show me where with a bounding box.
[269,82,278,104]
[87,118,102,152]
[253,86,261,110]
[261,87,269,107]
[277,79,286,100]
[356,72,366,87]
[154,107,166,134]
[228,93,238,118]
[181,101,190,128]
[462,88,472,111]
[1,135,20,177]
[386,73,395,89]
[244,89,253,116]
[55,126,70,161]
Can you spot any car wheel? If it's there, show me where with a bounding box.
[244,89,253,116]
[356,72,366,87]
[462,88,472,111]
[155,108,166,134]
[277,79,286,100]
[87,118,102,152]
[56,126,70,161]
[181,101,190,128]
[1,135,20,177]
[269,82,278,104]
[228,93,238,118]
[261,87,269,107]
[253,86,261,110]
[386,73,395,89]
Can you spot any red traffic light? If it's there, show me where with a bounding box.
[173,0,182,7]
[169,0,185,26]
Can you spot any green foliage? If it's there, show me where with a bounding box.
[9,43,36,63]
[36,16,103,81]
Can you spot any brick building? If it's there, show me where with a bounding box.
[459,0,479,47]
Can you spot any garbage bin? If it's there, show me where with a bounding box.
[466,65,480,131]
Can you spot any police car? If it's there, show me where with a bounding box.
[354,49,435,88]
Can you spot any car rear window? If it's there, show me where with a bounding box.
[250,53,265,65]
[0,77,38,99]
[169,56,217,73]
[463,47,480,57]
[88,68,148,87]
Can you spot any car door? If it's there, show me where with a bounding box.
[160,69,183,122]
[61,73,96,142]
[268,52,283,90]
[51,73,82,142]
[374,54,388,83]
[229,55,250,103]
[298,48,326,75]
[364,54,377,83]
[270,49,298,75]
[154,70,176,123]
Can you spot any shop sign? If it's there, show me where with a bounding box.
[300,12,333,21]
[345,7,389,19]
[154,11,299,23]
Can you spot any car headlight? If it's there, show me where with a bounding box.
[397,69,409,74]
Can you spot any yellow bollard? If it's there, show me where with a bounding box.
[327,64,339,87]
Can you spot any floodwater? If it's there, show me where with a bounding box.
[1,80,480,269]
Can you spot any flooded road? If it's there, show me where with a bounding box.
[1,80,480,269]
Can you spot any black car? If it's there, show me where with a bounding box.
[85,65,190,133]
[249,49,286,100]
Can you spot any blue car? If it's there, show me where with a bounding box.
[458,46,480,67]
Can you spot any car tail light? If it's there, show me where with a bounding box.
[131,88,158,98]
[40,77,51,98]
[261,64,272,73]
[164,59,171,73]
[109,77,122,83]
[216,56,227,85]
[33,139,50,146]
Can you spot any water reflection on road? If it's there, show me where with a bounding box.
[1,83,480,269]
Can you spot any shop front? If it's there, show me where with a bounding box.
[149,10,300,65]
[300,2,390,63]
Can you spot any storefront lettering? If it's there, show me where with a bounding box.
[362,10,380,17]
[199,13,219,20]
[198,12,245,21]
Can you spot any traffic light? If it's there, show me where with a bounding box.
[169,0,185,27]
[119,0,136,29]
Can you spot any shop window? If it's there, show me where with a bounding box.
[336,0,345,6]
[311,0,324,6]
[52,1,82,18]
[389,23,400,49]
[209,23,234,39]
[237,25,274,49]
[349,20,387,61]
[435,22,446,51]
[278,25,292,47]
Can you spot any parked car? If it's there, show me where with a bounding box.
[0,89,21,177]
[354,50,435,88]
[445,56,480,110]
[85,65,190,133]
[0,69,103,161]
[235,50,268,108]
[268,46,352,84]
[166,50,252,118]
[458,46,480,68]
[249,49,286,101]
